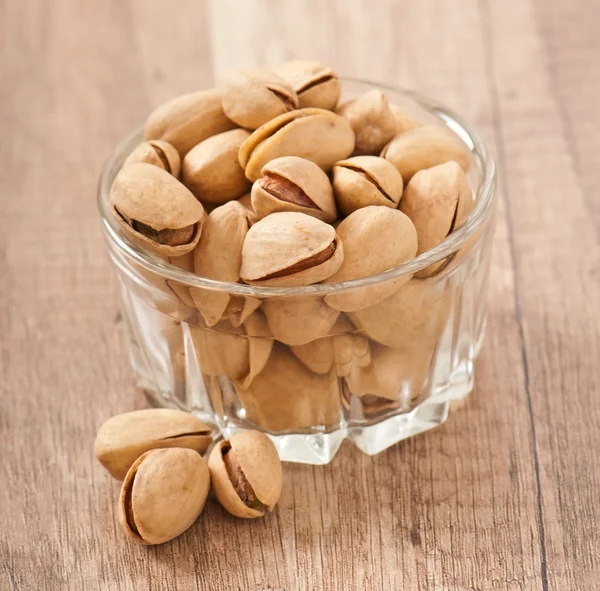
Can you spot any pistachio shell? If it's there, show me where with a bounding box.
[324,206,418,312]
[165,250,197,308]
[234,344,341,431]
[239,108,355,182]
[251,156,337,223]
[381,125,471,181]
[182,129,251,205]
[236,193,259,225]
[123,140,181,177]
[240,212,344,287]
[241,310,274,388]
[110,163,205,256]
[275,60,341,110]
[161,319,187,393]
[225,294,262,328]
[95,409,212,480]
[332,155,404,216]
[221,69,298,130]
[336,89,396,155]
[144,89,237,156]
[119,448,210,545]
[208,430,282,518]
[290,337,335,374]
[389,103,421,135]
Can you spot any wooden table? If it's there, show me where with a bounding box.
[2,1,599,589]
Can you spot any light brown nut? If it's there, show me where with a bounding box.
[332,155,404,216]
[167,250,197,308]
[336,89,396,155]
[236,192,259,225]
[239,108,355,182]
[221,69,298,130]
[94,408,212,480]
[118,448,210,545]
[234,344,341,431]
[389,103,421,135]
[324,206,417,312]
[251,156,337,223]
[123,140,181,177]
[290,337,335,374]
[240,212,344,287]
[275,60,341,110]
[182,129,251,205]
[144,89,237,156]
[225,294,262,328]
[110,162,205,256]
[190,201,250,326]
[381,125,472,181]
[400,161,474,277]
[208,430,282,519]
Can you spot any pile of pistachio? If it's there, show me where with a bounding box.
[95,408,282,545]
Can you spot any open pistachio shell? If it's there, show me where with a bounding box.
[381,125,472,181]
[336,89,396,155]
[240,212,344,287]
[389,103,421,135]
[324,206,418,312]
[239,108,355,182]
[234,344,341,431]
[144,89,237,156]
[208,431,282,519]
[110,163,205,257]
[118,448,210,545]
[275,60,341,110]
[182,129,251,205]
[221,69,298,130]
[123,140,181,177]
[251,156,337,223]
[332,155,404,216]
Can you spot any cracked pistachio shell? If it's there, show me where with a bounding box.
[234,344,341,431]
[251,156,337,223]
[324,206,418,312]
[263,295,339,346]
[275,60,341,110]
[124,140,181,177]
[381,125,472,181]
[236,193,259,225]
[119,448,210,545]
[240,212,344,287]
[389,103,421,135]
[95,408,212,481]
[182,129,251,205]
[190,201,250,326]
[239,108,355,182]
[144,89,237,156]
[401,161,474,277]
[166,250,197,309]
[349,278,451,348]
[225,294,262,328]
[332,155,404,216]
[110,163,205,257]
[221,69,298,130]
[336,89,396,155]
[208,430,282,519]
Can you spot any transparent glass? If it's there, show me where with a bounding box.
[98,79,496,464]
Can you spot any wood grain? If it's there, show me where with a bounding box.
[1,0,598,589]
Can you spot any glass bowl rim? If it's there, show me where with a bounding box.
[97,78,497,297]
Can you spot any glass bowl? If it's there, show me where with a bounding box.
[97,79,496,464]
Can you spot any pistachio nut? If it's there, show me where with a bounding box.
[389,103,421,135]
[242,309,274,388]
[336,89,396,155]
[236,193,259,225]
[94,408,212,480]
[275,60,341,110]
[263,295,339,346]
[290,336,335,374]
[182,129,251,205]
[234,344,341,431]
[110,162,205,256]
[239,108,355,182]
[123,140,181,177]
[225,294,262,328]
[381,125,471,181]
[221,69,298,130]
[240,212,344,287]
[208,430,282,519]
[161,319,187,394]
[349,277,451,348]
[191,201,250,326]
[167,250,197,309]
[144,89,237,156]
[332,155,404,216]
[401,161,474,277]
[119,448,210,545]
[251,156,337,223]
[332,332,372,377]
[324,206,418,312]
